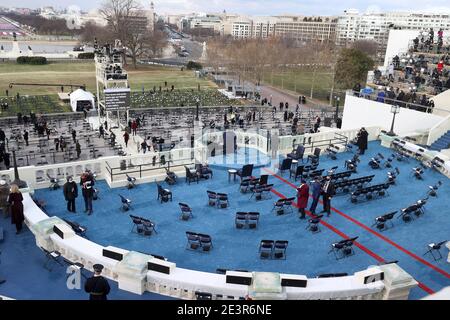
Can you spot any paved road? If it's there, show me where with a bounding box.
[259,85,334,112]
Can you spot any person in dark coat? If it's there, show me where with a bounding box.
[356,127,368,155]
[297,179,309,219]
[3,153,10,170]
[0,180,10,218]
[98,125,104,138]
[123,131,130,147]
[75,141,81,159]
[0,129,5,143]
[63,176,78,213]
[72,129,77,143]
[8,184,24,234]
[309,176,322,215]
[80,172,94,215]
[23,130,29,146]
[84,264,110,300]
[321,176,335,217]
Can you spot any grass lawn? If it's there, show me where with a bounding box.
[0,61,222,117]
[0,61,217,96]
[262,67,345,103]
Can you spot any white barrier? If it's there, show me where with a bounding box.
[21,192,421,300]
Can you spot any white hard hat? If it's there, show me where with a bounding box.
[0,180,6,185]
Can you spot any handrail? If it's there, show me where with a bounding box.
[347,89,450,115]
[427,113,450,146]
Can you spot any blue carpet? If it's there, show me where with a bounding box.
[1,141,449,300]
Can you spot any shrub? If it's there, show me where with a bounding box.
[78,52,95,59]
[186,61,202,70]
[16,56,47,65]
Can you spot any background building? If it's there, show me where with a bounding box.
[337,9,450,55]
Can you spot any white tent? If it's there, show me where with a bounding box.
[69,89,95,112]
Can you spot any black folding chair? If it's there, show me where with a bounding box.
[119,194,132,211]
[273,240,289,259]
[179,203,193,220]
[41,247,63,271]
[306,214,323,233]
[259,240,274,259]
[423,241,448,261]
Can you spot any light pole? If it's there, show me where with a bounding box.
[334,96,340,121]
[387,105,400,136]
[195,98,200,121]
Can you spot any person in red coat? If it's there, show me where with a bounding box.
[297,179,309,219]
[8,184,24,234]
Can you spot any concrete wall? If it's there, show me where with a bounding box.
[342,95,444,136]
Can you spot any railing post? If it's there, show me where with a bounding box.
[139,165,142,178]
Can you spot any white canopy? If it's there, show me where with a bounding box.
[69,89,95,112]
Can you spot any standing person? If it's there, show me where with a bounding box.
[84,264,110,300]
[296,179,309,219]
[141,140,147,154]
[72,129,77,143]
[83,107,87,119]
[0,180,10,218]
[131,120,137,136]
[80,173,94,215]
[63,176,78,213]
[54,138,60,152]
[123,131,130,148]
[46,127,51,140]
[8,184,24,234]
[0,129,6,143]
[357,127,368,155]
[309,176,322,215]
[3,153,10,170]
[98,125,104,138]
[104,120,108,131]
[23,130,29,146]
[321,176,335,217]
[76,141,81,159]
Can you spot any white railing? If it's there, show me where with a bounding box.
[278,126,382,155]
[427,114,450,146]
[22,192,398,300]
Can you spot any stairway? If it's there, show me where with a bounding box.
[429,130,450,151]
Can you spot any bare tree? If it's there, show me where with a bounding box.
[352,40,378,58]
[100,0,143,68]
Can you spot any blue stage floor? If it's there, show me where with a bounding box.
[1,141,449,300]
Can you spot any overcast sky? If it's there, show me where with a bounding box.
[2,0,450,16]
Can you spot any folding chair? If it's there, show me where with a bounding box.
[240,178,252,193]
[307,148,321,164]
[63,219,88,239]
[199,234,213,252]
[185,166,199,184]
[63,258,88,279]
[423,241,448,261]
[217,193,229,208]
[119,195,132,211]
[328,237,358,260]
[259,240,274,259]
[272,199,285,215]
[372,211,396,231]
[235,212,247,229]
[248,212,260,229]
[157,183,172,203]
[41,247,63,271]
[282,197,295,215]
[126,174,137,189]
[186,231,201,250]
[273,240,289,259]
[278,158,293,175]
[237,164,254,181]
[207,190,218,207]
[179,203,193,221]
[130,215,143,233]
[47,173,60,190]
[141,218,157,236]
[306,214,323,233]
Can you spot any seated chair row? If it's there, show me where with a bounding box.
[271,197,295,215]
[235,212,260,229]
[207,191,229,208]
[350,183,390,203]
[334,175,375,194]
[259,240,289,259]
[290,163,319,181]
[240,175,268,193]
[186,231,213,252]
[129,215,157,236]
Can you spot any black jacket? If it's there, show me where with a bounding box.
[63,181,78,200]
[84,276,110,300]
